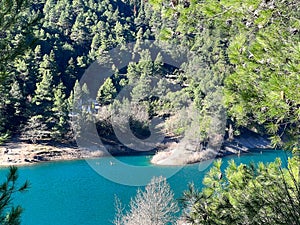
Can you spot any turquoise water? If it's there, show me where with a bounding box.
[0,150,291,225]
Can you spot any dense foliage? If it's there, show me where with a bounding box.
[0,0,37,142]
[0,0,152,143]
[1,1,299,224]
[180,156,300,225]
[151,0,300,150]
[0,0,299,153]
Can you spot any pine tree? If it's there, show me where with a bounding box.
[58,4,73,35]
[133,28,144,59]
[38,53,58,83]
[180,157,300,225]
[23,46,42,95]
[33,69,54,112]
[89,33,102,60]
[153,52,164,74]
[68,81,94,140]
[0,0,36,142]
[7,81,27,130]
[70,12,89,46]
[0,167,29,225]
[96,78,117,105]
[114,21,126,47]
[64,58,77,89]
[23,61,55,142]
[68,80,82,112]
[51,82,69,140]
[82,83,90,104]
[131,75,151,103]
[72,0,85,15]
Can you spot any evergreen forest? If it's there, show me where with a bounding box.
[0,0,299,152]
[0,0,299,224]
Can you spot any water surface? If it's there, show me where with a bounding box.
[0,150,291,225]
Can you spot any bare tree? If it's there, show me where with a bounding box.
[113,196,125,225]
[113,176,179,225]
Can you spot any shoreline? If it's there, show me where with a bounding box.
[0,141,157,167]
[151,129,272,166]
[0,129,272,167]
[0,143,274,168]
[0,142,101,167]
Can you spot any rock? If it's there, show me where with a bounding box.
[33,155,46,161]
[152,128,271,166]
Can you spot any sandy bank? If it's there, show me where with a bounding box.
[0,142,109,167]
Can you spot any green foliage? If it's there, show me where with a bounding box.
[33,63,54,109]
[1,0,299,152]
[1,0,160,142]
[198,0,300,149]
[51,82,69,140]
[180,156,300,225]
[97,78,117,105]
[0,0,36,75]
[0,0,37,142]
[69,80,82,112]
[0,166,29,225]
[68,81,94,140]
[150,0,300,150]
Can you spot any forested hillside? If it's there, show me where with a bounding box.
[150,0,300,150]
[0,0,160,143]
[0,0,299,153]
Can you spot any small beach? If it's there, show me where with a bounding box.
[0,141,107,166]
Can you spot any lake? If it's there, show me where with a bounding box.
[0,150,291,225]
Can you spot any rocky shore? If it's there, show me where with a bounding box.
[0,139,155,167]
[0,130,272,167]
[151,129,272,166]
[0,142,108,166]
